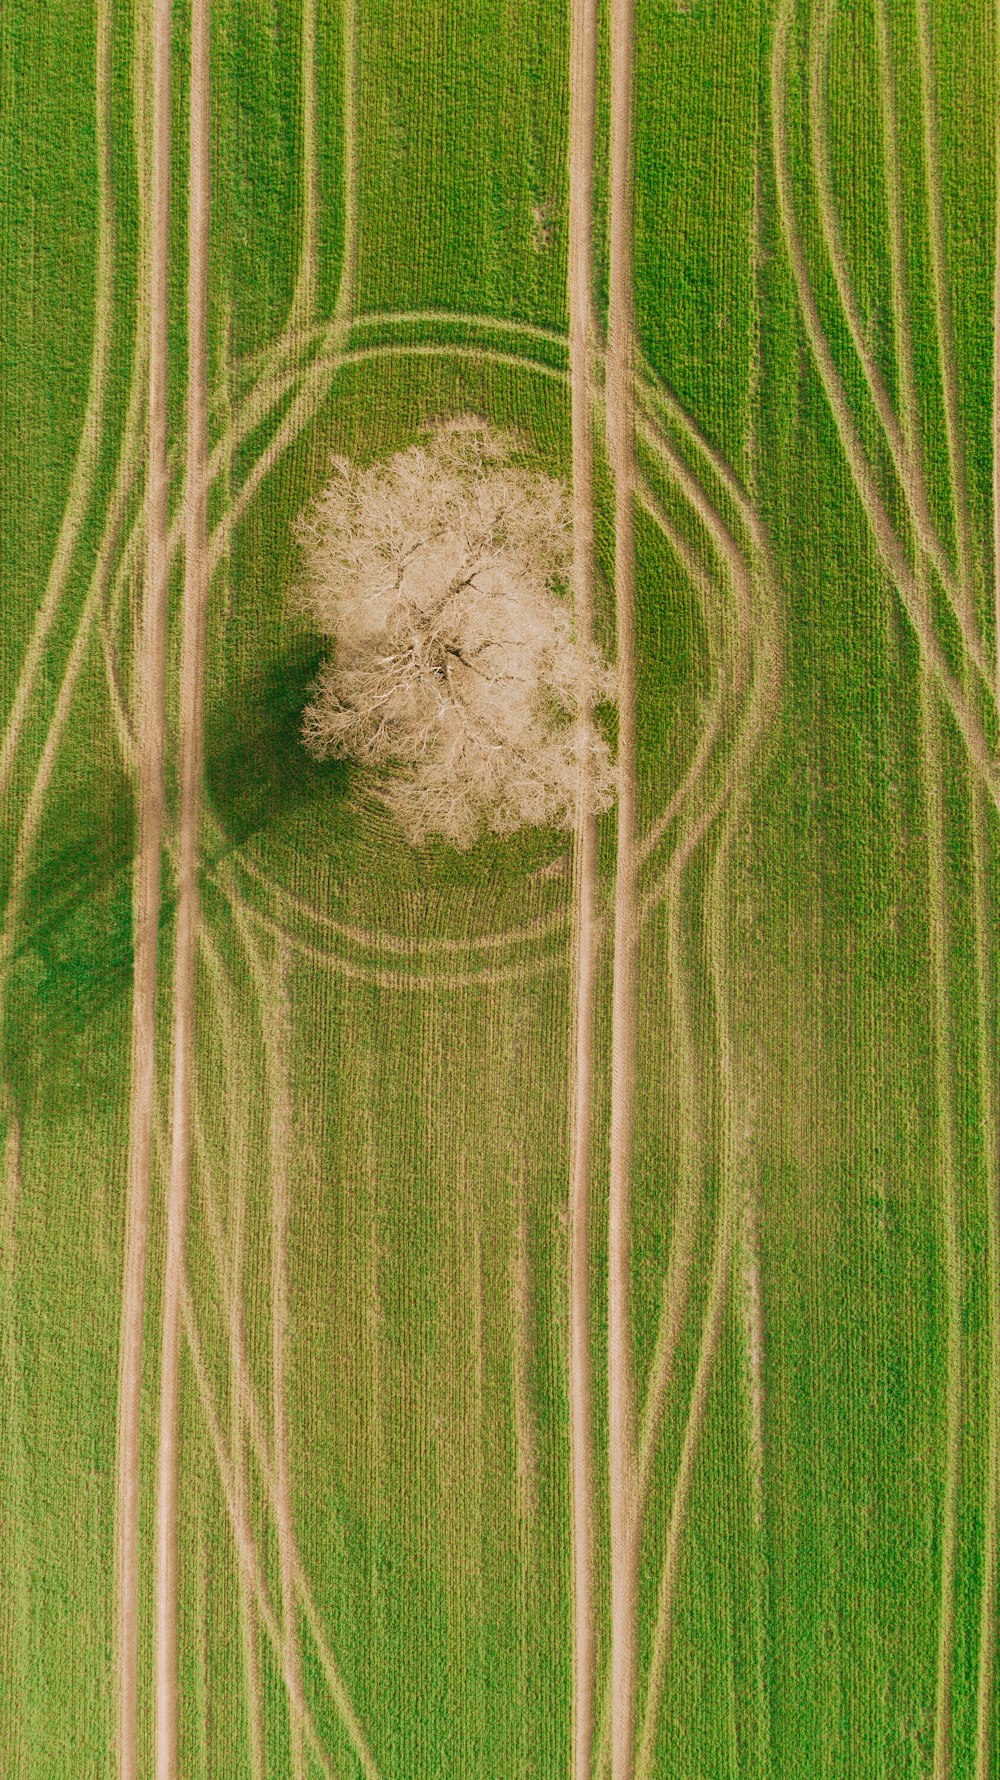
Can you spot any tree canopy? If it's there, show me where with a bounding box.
[294,417,616,848]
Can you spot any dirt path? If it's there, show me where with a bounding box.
[116,0,171,1770]
[153,1,210,1771]
[566,0,600,1771]
[606,0,640,1774]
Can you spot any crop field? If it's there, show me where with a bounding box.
[2,0,1000,1775]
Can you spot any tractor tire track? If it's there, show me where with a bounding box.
[145,0,328,1757]
[593,323,781,1775]
[809,0,988,686]
[913,18,977,1773]
[203,366,267,1780]
[771,0,1000,810]
[631,503,751,1532]
[178,1277,337,1780]
[192,919,383,1780]
[608,435,780,1780]
[918,675,964,1780]
[195,945,266,1778]
[627,447,756,1532]
[0,6,152,1765]
[971,758,998,1780]
[230,894,569,990]
[741,144,773,1780]
[994,0,1000,707]
[566,0,600,1766]
[914,0,976,608]
[116,0,170,1763]
[228,849,568,958]
[978,15,1000,1766]
[635,541,780,1773]
[0,379,145,1034]
[0,1103,26,1776]
[606,0,641,1772]
[633,466,733,879]
[232,913,306,1780]
[289,0,318,333]
[153,2,210,1770]
[634,1197,736,1780]
[871,14,979,1772]
[0,0,115,806]
[103,328,571,799]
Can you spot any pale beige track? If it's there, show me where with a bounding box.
[606,0,641,1774]
[116,0,170,1768]
[771,0,1000,810]
[153,0,210,1770]
[980,7,1000,1767]
[566,0,600,1769]
[0,0,115,807]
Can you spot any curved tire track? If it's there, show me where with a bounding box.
[0,0,116,806]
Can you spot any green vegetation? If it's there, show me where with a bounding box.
[2,0,999,1775]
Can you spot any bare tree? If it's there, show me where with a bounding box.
[294,416,616,848]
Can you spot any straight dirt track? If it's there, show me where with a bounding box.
[606,0,641,1775]
[153,0,211,1772]
[116,0,171,1773]
[566,0,600,1774]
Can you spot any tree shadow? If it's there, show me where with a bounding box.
[3,638,348,1085]
[203,634,351,859]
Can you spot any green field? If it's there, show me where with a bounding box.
[2,0,999,1775]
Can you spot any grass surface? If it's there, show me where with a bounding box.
[2,0,999,1775]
